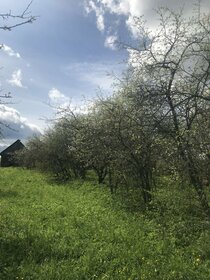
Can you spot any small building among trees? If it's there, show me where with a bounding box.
[0,140,25,167]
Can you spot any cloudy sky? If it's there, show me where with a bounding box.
[0,0,209,149]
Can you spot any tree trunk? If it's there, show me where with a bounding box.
[187,158,210,217]
[95,167,107,184]
[138,166,152,204]
[166,90,210,216]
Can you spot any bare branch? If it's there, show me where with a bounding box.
[0,1,37,31]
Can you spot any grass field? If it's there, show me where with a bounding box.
[0,168,209,280]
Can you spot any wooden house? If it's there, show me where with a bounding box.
[0,140,25,167]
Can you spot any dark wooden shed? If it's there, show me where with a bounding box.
[0,139,25,167]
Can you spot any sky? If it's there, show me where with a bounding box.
[0,0,209,149]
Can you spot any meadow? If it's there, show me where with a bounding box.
[0,168,209,280]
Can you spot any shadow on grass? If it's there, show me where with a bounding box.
[113,187,146,213]
[0,234,84,279]
[0,190,18,198]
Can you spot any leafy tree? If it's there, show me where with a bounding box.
[16,135,44,169]
[21,4,210,214]
[124,6,210,214]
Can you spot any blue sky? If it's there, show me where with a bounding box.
[0,0,209,148]
[0,0,126,148]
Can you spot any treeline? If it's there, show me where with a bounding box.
[18,7,210,215]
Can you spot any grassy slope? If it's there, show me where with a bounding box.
[0,168,209,280]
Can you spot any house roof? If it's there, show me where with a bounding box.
[0,140,25,155]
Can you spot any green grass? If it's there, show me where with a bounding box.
[0,168,209,280]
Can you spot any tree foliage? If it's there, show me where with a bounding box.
[20,5,210,215]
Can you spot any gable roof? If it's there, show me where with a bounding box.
[0,140,25,156]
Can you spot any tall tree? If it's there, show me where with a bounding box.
[125,6,210,214]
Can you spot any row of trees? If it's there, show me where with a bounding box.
[19,7,210,215]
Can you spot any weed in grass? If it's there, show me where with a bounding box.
[0,168,209,279]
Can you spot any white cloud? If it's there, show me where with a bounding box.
[97,13,105,32]
[48,88,70,107]
[0,104,42,141]
[7,69,25,88]
[1,44,21,58]
[84,0,210,38]
[63,61,124,93]
[84,0,154,51]
[85,0,105,32]
[84,0,143,36]
[104,35,118,50]
[107,0,142,16]
[48,87,92,116]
